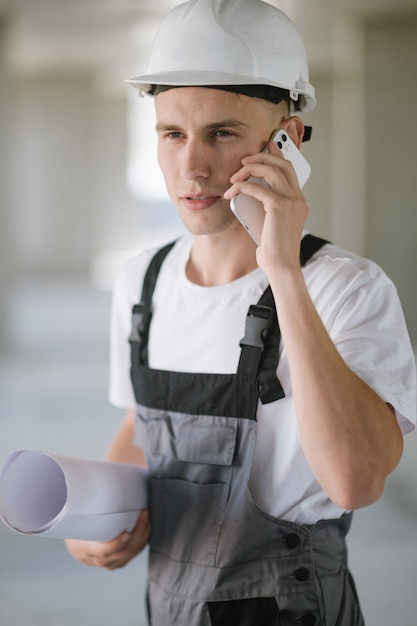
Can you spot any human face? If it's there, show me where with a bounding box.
[155,87,281,237]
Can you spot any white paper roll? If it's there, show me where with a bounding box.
[0,450,148,541]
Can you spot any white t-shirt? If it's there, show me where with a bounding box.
[109,234,416,524]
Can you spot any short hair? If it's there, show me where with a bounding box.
[150,84,292,107]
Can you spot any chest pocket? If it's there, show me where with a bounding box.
[144,410,238,466]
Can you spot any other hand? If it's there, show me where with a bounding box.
[65,509,151,570]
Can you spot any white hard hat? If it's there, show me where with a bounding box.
[126,0,316,113]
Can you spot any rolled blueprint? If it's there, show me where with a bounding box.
[0,450,148,541]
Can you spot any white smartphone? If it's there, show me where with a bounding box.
[230,129,311,244]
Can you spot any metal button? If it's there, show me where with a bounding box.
[295,567,309,582]
[284,533,300,549]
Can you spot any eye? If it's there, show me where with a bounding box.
[167,131,183,139]
[213,129,233,138]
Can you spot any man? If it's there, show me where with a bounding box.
[66,1,416,624]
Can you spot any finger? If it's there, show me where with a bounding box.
[230,157,299,195]
[98,510,150,552]
[96,532,132,555]
[225,179,277,207]
[125,510,152,550]
[240,144,284,165]
[101,538,149,570]
[231,162,293,186]
[137,508,151,526]
[93,542,136,570]
[266,139,283,156]
[101,510,152,569]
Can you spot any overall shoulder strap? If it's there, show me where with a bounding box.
[129,240,176,366]
[140,240,177,306]
[300,234,329,266]
[238,234,330,404]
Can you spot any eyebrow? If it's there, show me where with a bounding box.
[155,119,249,132]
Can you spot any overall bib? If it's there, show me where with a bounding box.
[129,236,364,626]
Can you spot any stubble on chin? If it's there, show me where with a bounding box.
[179,208,238,236]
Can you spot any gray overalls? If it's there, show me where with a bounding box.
[129,235,365,626]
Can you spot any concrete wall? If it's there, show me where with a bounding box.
[284,11,367,260]
[7,74,137,280]
[0,21,12,348]
[365,14,417,341]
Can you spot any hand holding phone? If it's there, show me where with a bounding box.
[230,130,311,244]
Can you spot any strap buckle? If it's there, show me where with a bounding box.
[239,304,273,350]
[129,304,152,343]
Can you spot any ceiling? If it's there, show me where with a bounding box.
[0,0,416,89]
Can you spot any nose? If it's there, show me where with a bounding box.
[180,139,210,180]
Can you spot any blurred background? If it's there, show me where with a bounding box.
[0,0,416,624]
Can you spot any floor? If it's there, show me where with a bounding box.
[0,280,416,626]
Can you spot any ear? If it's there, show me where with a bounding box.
[280,116,305,150]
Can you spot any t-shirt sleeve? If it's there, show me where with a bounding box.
[327,270,416,435]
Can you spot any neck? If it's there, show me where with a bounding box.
[186,230,259,286]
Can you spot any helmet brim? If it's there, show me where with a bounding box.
[125,71,316,113]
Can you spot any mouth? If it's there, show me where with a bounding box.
[181,194,221,210]
[182,194,219,200]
